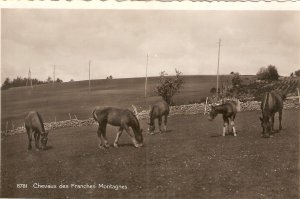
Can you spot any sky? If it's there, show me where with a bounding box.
[1,9,300,83]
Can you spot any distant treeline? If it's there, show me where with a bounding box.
[1,76,63,90]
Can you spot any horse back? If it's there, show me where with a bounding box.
[151,101,170,118]
[262,92,283,114]
[25,111,45,133]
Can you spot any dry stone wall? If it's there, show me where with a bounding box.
[2,100,299,136]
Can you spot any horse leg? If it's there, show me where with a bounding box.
[271,113,275,133]
[163,115,168,132]
[101,124,110,148]
[279,110,282,131]
[158,117,163,133]
[124,125,138,148]
[34,132,41,151]
[230,119,237,137]
[222,116,229,136]
[97,125,105,149]
[114,128,123,148]
[27,128,33,150]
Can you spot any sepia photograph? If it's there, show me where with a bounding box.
[1,2,300,198]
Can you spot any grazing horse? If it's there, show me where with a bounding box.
[207,101,237,136]
[25,111,49,150]
[148,101,170,135]
[260,91,283,138]
[92,107,143,149]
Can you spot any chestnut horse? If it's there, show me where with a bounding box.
[260,91,283,138]
[208,101,237,136]
[25,111,49,150]
[92,107,143,149]
[148,101,170,135]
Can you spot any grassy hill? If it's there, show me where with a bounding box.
[1,75,252,130]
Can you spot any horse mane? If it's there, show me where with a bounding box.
[130,110,141,132]
[262,92,270,112]
[36,112,45,132]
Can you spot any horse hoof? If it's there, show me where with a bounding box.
[35,148,40,151]
[113,144,118,148]
[233,134,237,137]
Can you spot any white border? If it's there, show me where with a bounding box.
[0,1,300,11]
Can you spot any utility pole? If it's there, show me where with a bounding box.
[145,53,149,98]
[89,60,91,91]
[53,65,55,84]
[26,67,33,88]
[216,39,221,100]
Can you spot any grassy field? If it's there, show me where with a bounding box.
[1,75,249,130]
[1,109,299,198]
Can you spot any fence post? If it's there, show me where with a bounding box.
[55,116,56,123]
[6,121,9,133]
[69,113,72,120]
[204,97,208,115]
[74,115,78,120]
[297,88,300,103]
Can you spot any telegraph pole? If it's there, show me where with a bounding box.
[89,60,91,91]
[26,67,33,88]
[216,39,221,99]
[145,53,149,98]
[53,65,56,84]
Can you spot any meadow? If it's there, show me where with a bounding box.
[1,110,299,198]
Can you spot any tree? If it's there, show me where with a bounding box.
[295,69,300,77]
[1,77,11,90]
[70,79,74,82]
[46,76,52,83]
[56,78,63,83]
[231,72,242,87]
[256,65,279,81]
[155,69,184,105]
[210,87,217,95]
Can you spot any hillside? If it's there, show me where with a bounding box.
[1,75,238,130]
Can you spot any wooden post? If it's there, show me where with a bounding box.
[145,54,149,98]
[204,97,208,115]
[55,116,56,123]
[69,113,72,120]
[216,39,221,100]
[89,60,91,91]
[297,88,300,103]
[74,115,78,120]
[6,121,8,133]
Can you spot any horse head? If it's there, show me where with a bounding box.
[260,116,271,137]
[207,106,217,121]
[133,128,143,148]
[40,130,49,150]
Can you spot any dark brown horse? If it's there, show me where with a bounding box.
[92,107,143,148]
[208,101,237,136]
[148,101,170,135]
[25,111,49,150]
[260,91,283,138]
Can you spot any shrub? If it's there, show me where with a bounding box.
[256,65,279,81]
[155,69,184,105]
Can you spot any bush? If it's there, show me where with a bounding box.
[256,65,279,81]
[155,69,184,105]
[295,69,300,77]
[231,72,242,87]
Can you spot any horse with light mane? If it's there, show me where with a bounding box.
[207,101,238,136]
[148,100,170,135]
[260,91,284,138]
[92,107,143,149]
